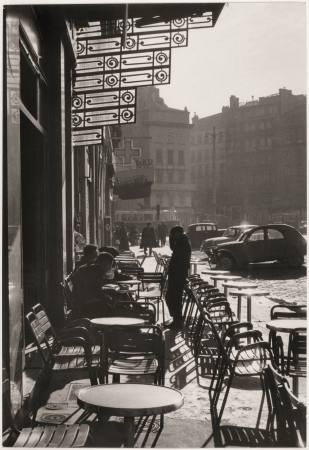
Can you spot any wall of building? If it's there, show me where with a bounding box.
[190,89,306,226]
[117,86,195,228]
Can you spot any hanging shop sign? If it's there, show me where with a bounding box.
[114,166,154,199]
[71,8,221,147]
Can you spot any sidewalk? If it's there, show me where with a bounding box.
[25,248,305,447]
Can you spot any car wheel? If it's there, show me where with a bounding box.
[287,255,304,268]
[219,254,235,271]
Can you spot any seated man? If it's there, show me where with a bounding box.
[99,246,119,258]
[74,244,98,271]
[71,252,132,318]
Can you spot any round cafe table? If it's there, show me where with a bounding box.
[90,317,147,383]
[117,279,142,286]
[202,269,230,275]
[77,384,184,447]
[222,280,258,297]
[190,259,208,275]
[91,317,146,328]
[266,319,307,333]
[229,289,269,322]
[210,274,241,289]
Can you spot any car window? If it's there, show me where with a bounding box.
[248,230,265,242]
[267,229,284,240]
[207,225,214,230]
[223,228,238,238]
[196,225,205,231]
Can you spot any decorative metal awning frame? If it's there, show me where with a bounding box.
[71,5,224,147]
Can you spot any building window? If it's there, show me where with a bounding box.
[178,150,184,165]
[156,148,163,164]
[167,150,173,165]
[191,167,196,181]
[156,170,162,184]
[178,170,185,183]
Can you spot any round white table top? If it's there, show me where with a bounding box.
[229,289,269,297]
[210,275,242,281]
[101,284,121,291]
[91,317,146,327]
[202,269,230,275]
[222,281,258,289]
[77,384,184,417]
[118,280,142,285]
[266,319,307,332]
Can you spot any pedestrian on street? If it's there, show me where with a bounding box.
[165,226,191,330]
[140,222,157,256]
[157,222,168,247]
[118,223,130,251]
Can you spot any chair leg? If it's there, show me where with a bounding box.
[292,376,299,397]
[217,370,234,423]
[211,361,229,408]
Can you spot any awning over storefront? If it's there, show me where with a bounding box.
[71,3,225,147]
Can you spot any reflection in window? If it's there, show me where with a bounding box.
[267,229,284,240]
[248,230,265,241]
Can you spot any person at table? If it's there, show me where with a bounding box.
[165,226,191,330]
[74,244,98,271]
[71,252,131,318]
[140,223,157,256]
[99,246,119,258]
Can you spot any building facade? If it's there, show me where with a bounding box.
[190,88,306,226]
[116,86,195,227]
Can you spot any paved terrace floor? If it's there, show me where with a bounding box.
[23,246,306,448]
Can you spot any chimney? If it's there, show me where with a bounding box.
[230,95,239,109]
[192,112,199,124]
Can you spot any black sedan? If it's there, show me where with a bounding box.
[201,224,257,252]
[206,224,307,270]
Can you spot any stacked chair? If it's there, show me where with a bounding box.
[181,275,281,445]
[269,304,306,396]
[27,303,100,385]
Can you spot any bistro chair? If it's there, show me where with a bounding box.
[110,300,157,325]
[285,328,306,396]
[119,265,144,277]
[32,303,99,355]
[60,275,74,320]
[100,325,165,385]
[25,312,97,384]
[262,365,306,447]
[137,272,166,323]
[269,305,306,374]
[270,304,307,320]
[209,326,274,425]
[2,370,90,448]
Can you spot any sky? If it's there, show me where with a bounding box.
[159,2,307,119]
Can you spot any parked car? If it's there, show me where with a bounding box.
[201,224,257,252]
[206,224,307,270]
[299,220,307,235]
[187,223,225,249]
